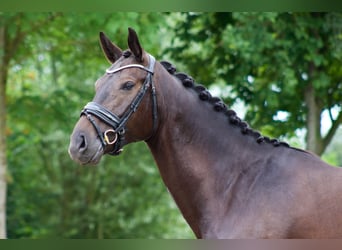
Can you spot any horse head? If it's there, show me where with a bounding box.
[69,28,158,165]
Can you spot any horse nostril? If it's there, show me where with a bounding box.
[78,133,87,152]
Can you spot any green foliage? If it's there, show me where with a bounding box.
[324,128,342,166]
[166,12,342,153]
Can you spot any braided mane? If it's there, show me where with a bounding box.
[160,60,290,148]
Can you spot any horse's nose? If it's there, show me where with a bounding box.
[69,132,88,156]
[77,133,88,153]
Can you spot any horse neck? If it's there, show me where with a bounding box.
[146,64,266,237]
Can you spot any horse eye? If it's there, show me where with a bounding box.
[121,81,135,91]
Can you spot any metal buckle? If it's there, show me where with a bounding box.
[104,129,118,145]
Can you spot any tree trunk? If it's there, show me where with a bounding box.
[304,62,342,156]
[304,79,324,155]
[0,24,7,239]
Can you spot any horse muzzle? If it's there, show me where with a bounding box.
[68,130,104,165]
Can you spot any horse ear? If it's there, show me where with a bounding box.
[128,27,143,62]
[99,32,122,64]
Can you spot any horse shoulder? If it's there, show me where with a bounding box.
[277,149,342,238]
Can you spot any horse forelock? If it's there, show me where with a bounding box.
[159,60,290,148]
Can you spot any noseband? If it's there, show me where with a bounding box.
[80,54,157,155]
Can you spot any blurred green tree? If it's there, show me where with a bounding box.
[1,13,64,238]
[166,12,342,156]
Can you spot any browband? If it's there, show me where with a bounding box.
[106,64,154,74]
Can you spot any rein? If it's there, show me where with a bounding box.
[81,54,157,155]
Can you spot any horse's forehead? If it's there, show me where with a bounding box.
[95,58,148,94]
[93,72,127,106]
[106,56,130,72]
[104,56,147,78]
[96,59,130,84]
[107,51,147,70]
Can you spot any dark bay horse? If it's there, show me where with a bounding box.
[69,28,342,238]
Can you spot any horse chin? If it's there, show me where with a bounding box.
[69,143,104,166]
[84,145,104,165]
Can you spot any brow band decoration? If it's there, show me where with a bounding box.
[106,64,154,74]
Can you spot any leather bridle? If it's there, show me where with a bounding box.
[80,54,157,155]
